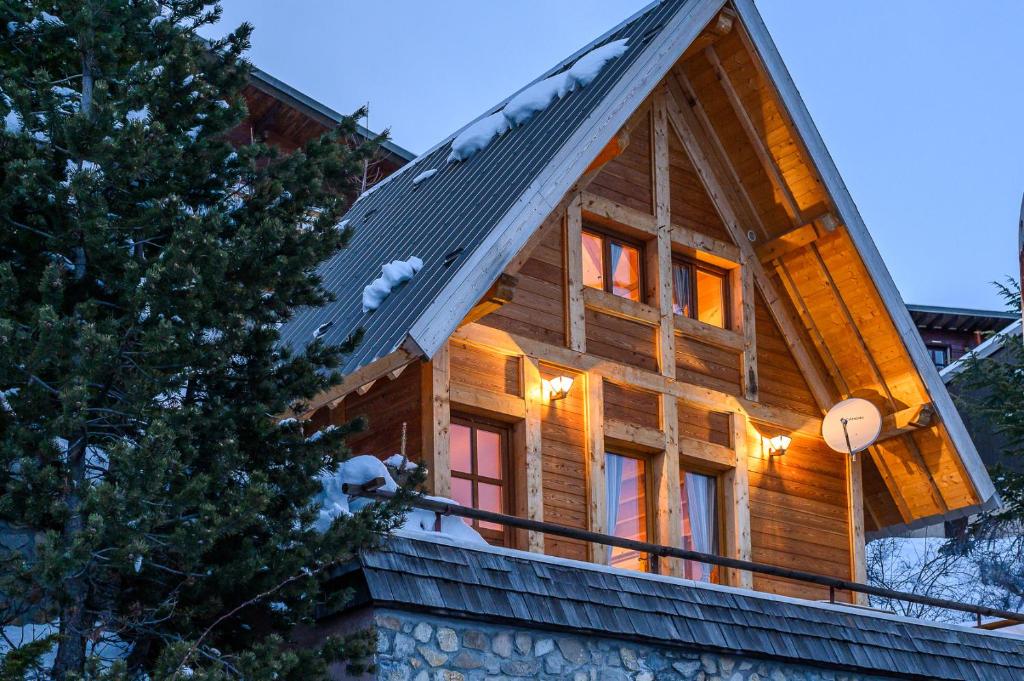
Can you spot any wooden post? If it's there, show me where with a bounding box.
[420,342,451,498]
[585,371,607,564]
[847,453,868,604]
[734,256,758,401]
[654,395,683,576]
[723,412,753,588]
[650,94,676,379]
[565,194,587,353]
[522,356,545,553]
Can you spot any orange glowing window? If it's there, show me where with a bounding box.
[450,416,510,546]
[672,257,729,329]
[606,452,649,571]
[581,228,643,302]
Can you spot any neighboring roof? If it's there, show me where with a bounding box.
[336,535,1024,681]
[907,304,1018,335]
[278,0,725,372]
[247,66,416,164]
[941,319,1022,381]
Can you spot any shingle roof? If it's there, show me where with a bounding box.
[277,0,714,373]
[340,535,1024,681]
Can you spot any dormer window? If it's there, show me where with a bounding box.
[581,227,643,303]
[672,257,729,329]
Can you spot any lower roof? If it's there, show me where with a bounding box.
[338,534,1024,681]
[907,304,1018,335]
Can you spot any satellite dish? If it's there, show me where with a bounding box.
[822,398,882,461]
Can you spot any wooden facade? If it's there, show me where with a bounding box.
[304,2,994,604]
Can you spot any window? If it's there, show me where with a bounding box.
[672,258,729,329]
[450,416,510,546]
[927,344,950,369]
[605,452,649,571]
[581,228,643,302]
[679,469,720,582]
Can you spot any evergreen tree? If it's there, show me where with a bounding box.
[0,1,410,678]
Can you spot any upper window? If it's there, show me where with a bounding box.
[606,452,649,571]
[927,345,950,369]
[450,416,510,546]
[672,258,729,329]
[680,468,720,582]
[582,228,643,302]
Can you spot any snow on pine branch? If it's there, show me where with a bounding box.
[361,257,424,313]
[313,454,485,545]
[447,39,629,163]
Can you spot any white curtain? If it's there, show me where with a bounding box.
[605,453,625,563]
[685,471,717,581]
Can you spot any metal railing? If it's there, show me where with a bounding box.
[345,478,1024,628]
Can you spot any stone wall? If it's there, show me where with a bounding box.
[368,608,894,681]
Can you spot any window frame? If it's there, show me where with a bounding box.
[605,449,654,572]
[671,255,732,330]
[450,414,513,546]
[581,224,646,304]
[927,344,950,369]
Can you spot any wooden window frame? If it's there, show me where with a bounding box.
[671,255,732,330]
[582,224,646,304]
[678,462,726,584]
[606,448,654,572]
[450,414,513,546]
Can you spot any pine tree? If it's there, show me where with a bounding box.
[0,2,410,678]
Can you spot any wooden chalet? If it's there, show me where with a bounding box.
[276,3,1024,677]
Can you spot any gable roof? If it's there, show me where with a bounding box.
[335,535,1024,681]
[941,319,1022,381]
[278,0,724,371]
[278,0,997,523]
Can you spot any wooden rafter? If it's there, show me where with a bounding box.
[756,213,839,263]
[458,273,518,328]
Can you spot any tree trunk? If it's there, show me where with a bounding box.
[51,435,90,679]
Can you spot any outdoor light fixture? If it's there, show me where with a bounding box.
[543,375,574,401]
[766,434,792,457]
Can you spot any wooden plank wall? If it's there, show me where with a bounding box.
[588,114,653,215]
[333,367,423,461]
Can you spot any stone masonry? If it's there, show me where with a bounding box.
[367,609,896,681]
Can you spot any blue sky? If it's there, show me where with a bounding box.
[205,1,1024,310]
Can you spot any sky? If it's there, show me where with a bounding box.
[203,1,1024,310]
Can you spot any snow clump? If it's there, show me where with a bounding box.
[361,256,424,313]
[412,168,438,185]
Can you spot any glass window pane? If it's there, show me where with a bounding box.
[581,232,605,290]
[610,242,641,301]
[451,476,473,509]
[451,424,472,474]
[607,453,647,570]
[672,262,692,317]
[476,429,502,479]
[477,482,503,531]
[680,470,718,582]
[696,268,726,328]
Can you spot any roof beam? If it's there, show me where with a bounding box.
[756,213,840,263]
[458,273,518,328]
[878,403,936,442]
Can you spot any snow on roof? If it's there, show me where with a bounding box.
[361,257,424,313]
[940,319,1022,381]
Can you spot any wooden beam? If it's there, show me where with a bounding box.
[585,371,607,564]
[565,193,586,353]
[878,403,936,442]
[583,286,661,326]
[522,357,545,553]
[671,222,741,266]
[755,214,840,263]
[298,348,416,415]
[354,380,376,396]
[422,342,451,498]
[847,454,867,605]
[737,257,758,401]
[664,82,836,413]
[581,191,659,235]
[453,322,825,438]
[680,7,737,62]
[604,418,664,452]
[704,45,802,225]
[583,128,631,176]
[678,434,736,469]
[724,412,753,588]
[449,383,527,420]
[655,394,683,576]
[651,93,676,380]
[458,273,518,328]
[674,314,744,352]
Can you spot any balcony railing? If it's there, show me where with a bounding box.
[344,478,1024,629]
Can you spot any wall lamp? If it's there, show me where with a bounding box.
[766,434,792,457]
[543,375,574,402]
